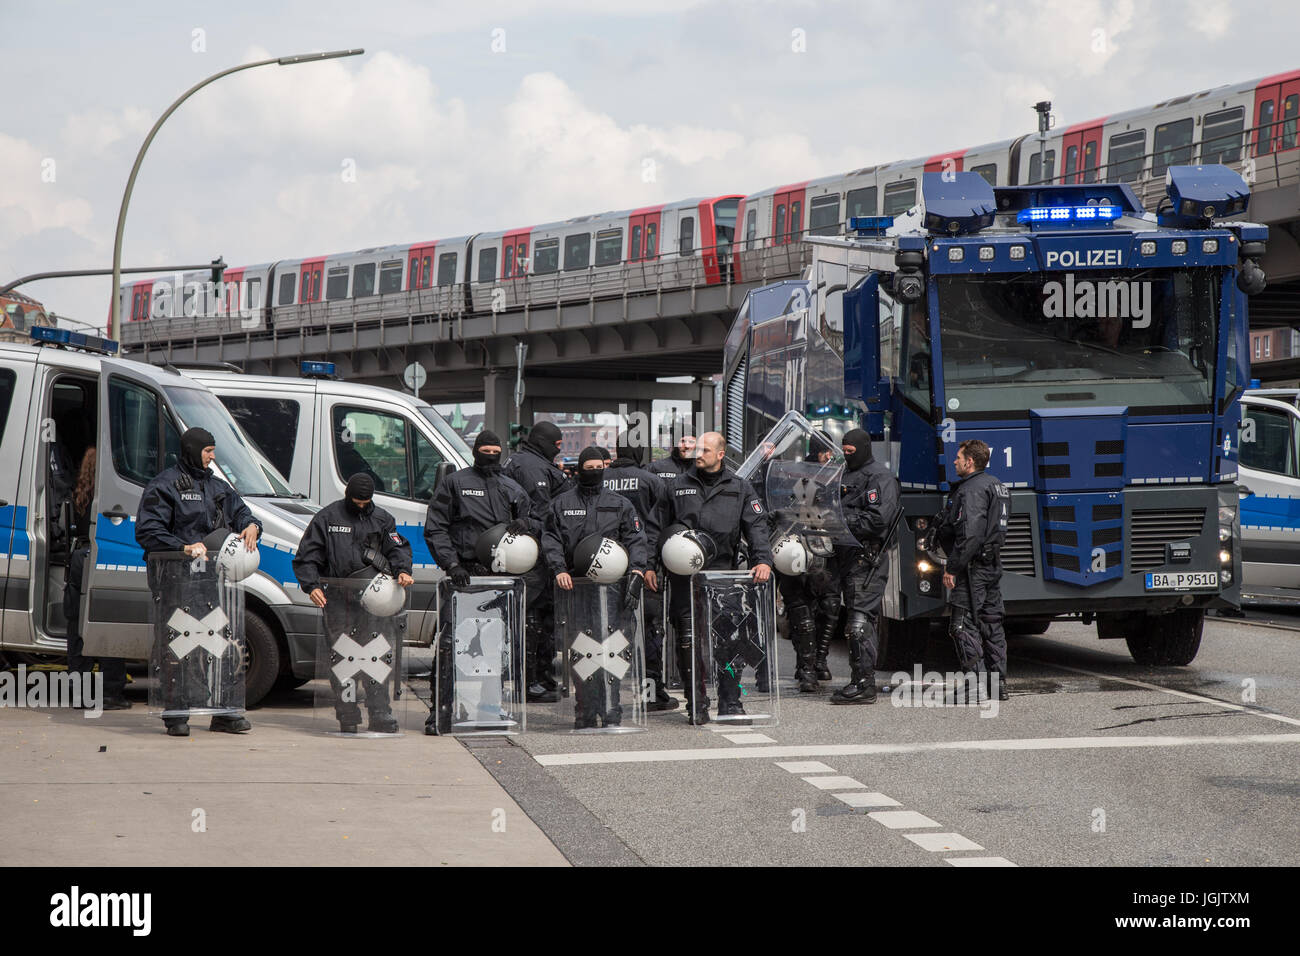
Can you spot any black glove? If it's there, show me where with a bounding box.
[506,519,529,536]
[448,565,471,588]
[622,573,645,614]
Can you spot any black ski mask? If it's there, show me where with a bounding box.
[180,427,216,476]
[526,420,563,458]
[842,428,873,471]
[474,430,503,473]
[344,473,375,517]
[577,446,605,490]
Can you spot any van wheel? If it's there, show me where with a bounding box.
[1124,609,1203,666]
[242,612,281,706]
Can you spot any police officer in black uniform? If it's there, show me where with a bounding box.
[829,428,901,705]
[649,431,696,481]
[603,433,677,711]
[136,427,262,736]
[665,431,772,724]
[543,446,649,728]
[293,474,414,733]
[422,430,533,733]
[502,420,571,702]
[937,439,1010,701]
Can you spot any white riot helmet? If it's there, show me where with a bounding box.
[361,573,405,617]
[574,534,629,584]
[771,534,810,576]
[205,530,260,582]
[660,524,717,576]
[476,523,540,574]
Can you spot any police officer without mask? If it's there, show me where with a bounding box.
[422,430,533,732]
[135,426,261,736]
[293,474,414,733]
[828,427,901,705]
[543,446,648,727]
[665,431,772,724]
[938,439,1010,702]
[502,420,571,702]
[650,431,696,481]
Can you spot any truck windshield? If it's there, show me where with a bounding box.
[937,268,1222,415]
[164,386,293,496]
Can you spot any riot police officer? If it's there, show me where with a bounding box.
[665,431,772,724]
[937,439,1010,702]
[503,420,571,702]
[829,428,901,705]
[293,474,414,733]
[543,446,649,728]
[649,431,696,481]
[135,426,262,736]
[604,434,677,711]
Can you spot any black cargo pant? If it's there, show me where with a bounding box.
[839,549,889,679]
[948,555,1007,679]
[522,565,557,687]
[64,546,127,700]
[642,566,674,699]
[322,584,396,727]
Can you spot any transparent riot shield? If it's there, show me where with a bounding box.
[431,577,525,735]
[554,578,646,734]
[312,576,410,737]
[690,571,779,726]
[147,552,245,718]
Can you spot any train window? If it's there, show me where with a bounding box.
[477,247,498,283]
[630,226,643,260]
[1106,130,1145,183]
[882,180,917,216]
[533,239,559,275]
[409,257,420,288]
[1201,107,1244,164]
[1064,145,1078,181]
[595,228,622,266]
[503,245,514,278]
[379,259,403,294]
[745,209,757,250]
[809,196,840,236]
[131,291,140,321]
[1027,150,1055,185]
[775,204,786,244]
[645,223,658,258]
[676,217,693,255]
[312,268,322,301]
[244,278,261,311]
[1282,94,1298,151]
[1082,140,1099,183]
[516,242,528,274]
[563,233,591,271]
[421,256,432,288]
[436,252,458,286]
[353,263,376,298]
[326,267,349,301]
[1151,119,1194,176]
[788,201,802,241]
[971,163,997,186]
[845,187,876,219]
[1257,99,1275,154]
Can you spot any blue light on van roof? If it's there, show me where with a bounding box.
[848,216,894,236]
[301,361,335,377]
[1016,204,1122,226]
[29,326,120,355]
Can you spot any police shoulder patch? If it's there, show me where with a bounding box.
[390,532,404,544]
[751,500,763,514]
[633,517,642,533]
[868,488,879,504]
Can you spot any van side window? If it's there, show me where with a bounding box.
[333,406,411,498]
[0,369,15,444]
[411,427,444,501]
[108,378,165,484]
[219,396,300,479]
[1240,406,1299,477]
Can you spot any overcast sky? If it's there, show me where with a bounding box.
[2,0,1297,330]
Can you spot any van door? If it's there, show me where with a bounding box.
[0,363,33,642]
[1237,397,1300,597]
[82,366,183,659]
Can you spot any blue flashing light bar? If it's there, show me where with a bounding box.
[29,326,120,355]
[1016,204,1123,226]
[848,216,894,236]
[300,360,336,378]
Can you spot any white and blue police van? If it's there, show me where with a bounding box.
[0,328,321,705]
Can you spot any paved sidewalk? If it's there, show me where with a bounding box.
[0,688,567,867]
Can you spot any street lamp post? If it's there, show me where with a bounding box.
[109,49,364,341]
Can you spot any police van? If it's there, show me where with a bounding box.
[1238,389,1300,604]
[0,329,322,705]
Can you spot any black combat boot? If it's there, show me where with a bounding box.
[789,604,819,694]
[813,608,838,682]
[830,615,877,704]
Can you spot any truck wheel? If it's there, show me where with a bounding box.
[242,611,281,707]
[1008,618,1051,636]
[1124,609,1203,666]
[1096,613,1130,641]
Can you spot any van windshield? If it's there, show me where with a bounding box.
[164,386,293,496]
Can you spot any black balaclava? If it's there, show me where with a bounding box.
[344,473,375,517]
[615,432,643,467]
[526,420,563,458]
[596,446,612,464]
[474,430,503,473]
[577,446,605,491]
[842,428,873,471]
[180,427,216,476]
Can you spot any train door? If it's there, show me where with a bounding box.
[770,187,806,246]
[407,243,437,291]
[1060,122,1103,183]
[628,209,662,262]
[1253,74,1300,185]
[221,268,245,318]
[299,259,324,304]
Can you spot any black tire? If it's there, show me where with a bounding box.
[1007,618,1051,636]
[877,617,930,670]
[1096,613,1130,641]
[242,611,281,707]
[1124,609,1203,666]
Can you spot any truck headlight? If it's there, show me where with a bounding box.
[1219,550,1232,564]
[919,579,932,593]
[1220,569,1232,585]
[1219,526,1231,542]
[1218,505,1237,525]
[917,559,933,574]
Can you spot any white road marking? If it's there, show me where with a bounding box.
[834,792,902,808]
[1022,656,1300,728]
[946,856,1016,867]
[802,775,867,790]
[721,733,775,744]
[775,761,837,774]
[868,810,941,829]
[533,732,1300,766]
[905,832,985,852]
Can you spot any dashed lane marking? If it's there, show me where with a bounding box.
[721,732,776,744]
[834,792,902,808]
[867,810,941,829]
[946,856,1016,867]
[802,775,867,790]
[775,761,836,774]
[905,832,985,853]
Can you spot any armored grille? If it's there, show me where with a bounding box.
[1129,508,1207,572]
[1002,513,1036,576]
[724,356,746,450]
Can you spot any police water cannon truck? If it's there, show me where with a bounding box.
[722,165,1265,666]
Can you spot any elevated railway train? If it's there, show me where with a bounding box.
[121,67,1299,341]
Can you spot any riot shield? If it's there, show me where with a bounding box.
[690,570,779,726]
[147,552,245,718]
[312,576,410,737]
[431,577,525,735]
[554,578,646,734]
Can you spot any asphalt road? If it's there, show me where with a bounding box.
[430,613,1300,867]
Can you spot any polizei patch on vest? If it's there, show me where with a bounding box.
[327,525,352,533]
[868,489,879,503]
[462,489,485,497]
